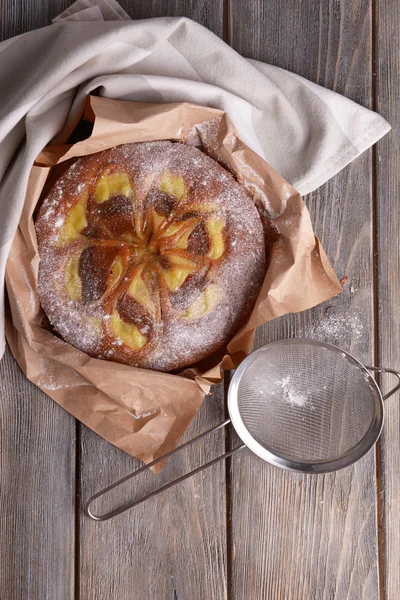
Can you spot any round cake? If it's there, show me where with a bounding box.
[35,141,266,371]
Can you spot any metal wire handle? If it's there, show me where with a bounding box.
[85,418,245,521]
[365,366,400,400]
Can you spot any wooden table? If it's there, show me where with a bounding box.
[1,1,399,599]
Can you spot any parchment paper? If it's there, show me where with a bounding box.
[5,96,341,470]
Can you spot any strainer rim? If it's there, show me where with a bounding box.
[227,338,384,474]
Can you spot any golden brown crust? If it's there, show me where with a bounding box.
[36,141,266,371]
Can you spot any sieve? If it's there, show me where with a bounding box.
[86,339,400,521]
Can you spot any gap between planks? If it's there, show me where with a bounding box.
[371,0,385,596]
[74,419,81,600]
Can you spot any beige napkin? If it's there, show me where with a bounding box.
[0,0,390,357]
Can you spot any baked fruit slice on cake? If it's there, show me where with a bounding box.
[35,141,266,372]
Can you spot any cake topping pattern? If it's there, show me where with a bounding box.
[36,141,266,371]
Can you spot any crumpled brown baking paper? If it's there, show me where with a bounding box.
[5,96,341,471]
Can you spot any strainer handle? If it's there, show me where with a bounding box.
[366,366,400,400]
[85,418,245,521]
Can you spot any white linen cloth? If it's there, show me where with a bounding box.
[0,0,390,357]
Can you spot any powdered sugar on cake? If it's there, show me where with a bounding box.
[35,141,266,372]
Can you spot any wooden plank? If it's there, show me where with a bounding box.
[0,347,76,600]
[0,0,71,38]
[0,6,76,600]
[78,3,227,600]
[79,384,227,600]
[375,0,400,597]
[121,0,223,37]
[229,1,381,598]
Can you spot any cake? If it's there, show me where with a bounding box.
[35,141,266,372]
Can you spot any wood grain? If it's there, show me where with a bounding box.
[119,0,223,37]
[0,347,76,600]
[79,384,227,600]
[0,0,72,38]
[0,9,77,600]
[228,0,380,598]
[375,0,400,597]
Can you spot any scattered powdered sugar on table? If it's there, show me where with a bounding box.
[276,376,309,408]
[302,312,364,345]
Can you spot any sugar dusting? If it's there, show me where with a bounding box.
[125,408,159,420]
[194,118,279,218]
[37,356,91,391]
[276,376,309,408]
[21,266,40,318]
[36,141,266,372]
[302,312,364,345]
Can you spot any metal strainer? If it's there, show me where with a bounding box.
[86,339,400,521]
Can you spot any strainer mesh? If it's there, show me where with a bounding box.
[237,342,379,463]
